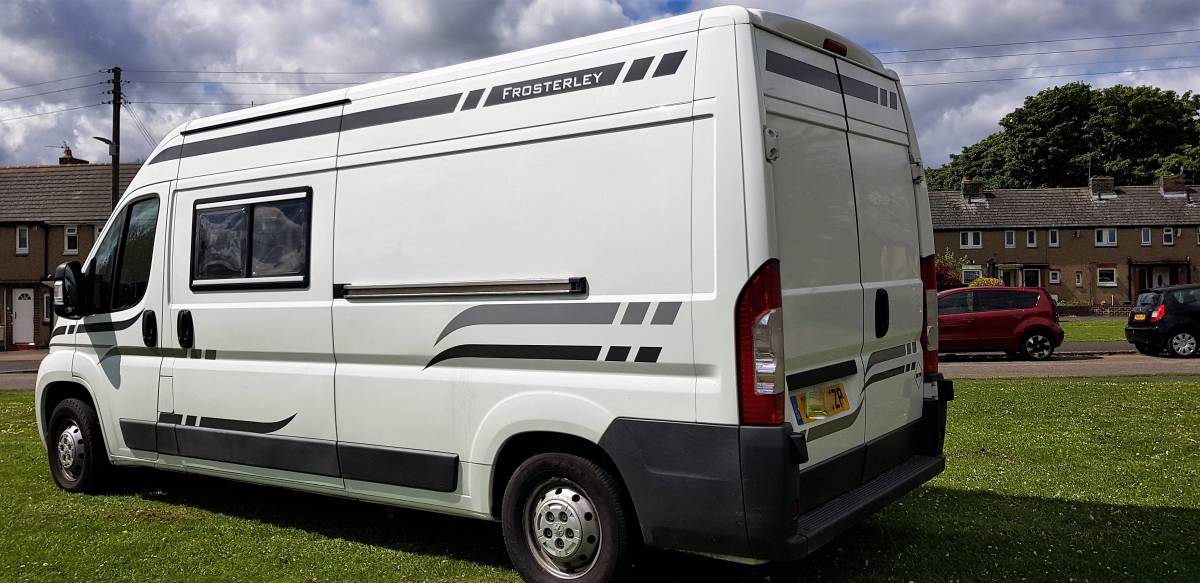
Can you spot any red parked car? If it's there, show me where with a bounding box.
[937,286,1064,360]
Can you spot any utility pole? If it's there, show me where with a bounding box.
[104,67,122,209]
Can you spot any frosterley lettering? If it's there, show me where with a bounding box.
[484,62,623,107]
[501,72,605,101]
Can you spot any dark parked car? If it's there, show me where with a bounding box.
[1126,284,1200,357]
[938,286,1064,360]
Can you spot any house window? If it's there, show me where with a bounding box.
[1163,227,1175,246]
[1075,271,1083,287]
[1049,270,1061,284]
[1026,229,1037,248]
[1048,229,1059,247]
[962,265,983,283]
[64,225,79,255]
[1097,267,1117,287]
[1141,227,1152,246]
[959,230,982,249]
[192,188,312,290]
[16,225,29,255]
[1095,228,1117,247]
[43,292,52,323]
[1004,230,1016,248]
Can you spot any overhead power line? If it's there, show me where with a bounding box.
[905,63,1200,87]
[876,26,1200,54]
[0,82,105,104]
[129,79,359,86]
[130,100,253,107]
[900,53,1200,77]
[0,103,104,123]
[882,38,1200,65]
[126,68,416,75]
[0,72,103,94]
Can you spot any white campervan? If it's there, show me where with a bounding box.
[38,6,952,582]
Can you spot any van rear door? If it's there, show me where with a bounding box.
[757,31,867,479]
[838,59,926,479]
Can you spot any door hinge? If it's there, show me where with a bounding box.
[764,126,780,162]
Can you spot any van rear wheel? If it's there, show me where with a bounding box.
[47,398,110,493]
[501,452,633,582]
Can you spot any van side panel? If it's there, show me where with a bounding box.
[331,33,701,505]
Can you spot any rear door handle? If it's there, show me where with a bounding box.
[141,310,157,347]
[177,310,194,349]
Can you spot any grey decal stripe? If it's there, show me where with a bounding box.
[652,51,687,77]
[484,62,624,106]
[605,346,631,362]
[807,405,861,442]
[149,144,183,164]
[621,302,649,325]
[864,365,906,390]
[765,50,840,93]
[341,93,460,131]
[623,56,654,82]
[426,344,603,368]
[866,344,908,371]
[199,413,296,434]
[634,346,662,363]
[184,415,197,427]
[436,302,620,344]
[158,412,183,424]
[460,88,485,110]
[650,302,681,325]
[79,313,142,333]
[50,326,68,338]
[839,74,882,104]
[183,115,343,158]
[786,360,858,390]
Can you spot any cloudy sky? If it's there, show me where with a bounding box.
[2,0,1199,167]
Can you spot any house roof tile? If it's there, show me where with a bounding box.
[929,184,1200,230]
[0,163,141,224]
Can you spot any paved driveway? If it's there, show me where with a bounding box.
[941,353,1200,378]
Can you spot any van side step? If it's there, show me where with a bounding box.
[792,454,944,555]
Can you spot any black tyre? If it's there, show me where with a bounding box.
[1166,330,1198,358]
[501,452,634,583]
[47,398,111,493]
[1134,343,1161,356]
[1020,331,1055,361]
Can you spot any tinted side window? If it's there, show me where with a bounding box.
[973,290,1035,312]
[87,197,160,313]
[938,293,971,315]
[191,188,311,290]
[1012,292,1039,309]
[89,222,122,310]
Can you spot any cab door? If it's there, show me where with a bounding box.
[72,189,167,459]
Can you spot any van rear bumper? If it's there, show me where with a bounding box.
[598,377,951,562]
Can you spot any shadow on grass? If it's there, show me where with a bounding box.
[940,353,1106,362]
[103,470,1200,582]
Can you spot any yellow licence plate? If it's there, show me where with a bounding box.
[1134,313,1147,321]
[795,383,850,423]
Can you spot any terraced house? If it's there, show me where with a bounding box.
[0,160,138,349]
[931,175,1200,305]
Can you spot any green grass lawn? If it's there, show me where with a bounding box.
[2,377,1198,582]
[1061,317,1128,342]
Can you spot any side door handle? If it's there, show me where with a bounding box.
[141,310,157,347]
[177,310,194,349]
[874,288,890,338]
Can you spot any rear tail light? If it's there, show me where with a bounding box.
[919,254,938,376]
[736,259,785,426]
[1150,304,1167,323]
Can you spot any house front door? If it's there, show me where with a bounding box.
[1152,267,1170,288]
[1000,268,1020,287]
[1022,268,1042,288]
[12,289,33,344]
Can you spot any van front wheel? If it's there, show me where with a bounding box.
[47,398,110,493]
[501,452,633,582]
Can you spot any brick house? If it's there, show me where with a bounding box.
[0,162,139,349]
[930,175,1199,305]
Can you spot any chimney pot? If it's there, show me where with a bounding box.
[961,178,984,198]
[1089,176,1115,197]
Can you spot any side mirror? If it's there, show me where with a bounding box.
[53,261,90,319]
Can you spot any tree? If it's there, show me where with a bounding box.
[928,83,1200,188]
[934,247,972,290]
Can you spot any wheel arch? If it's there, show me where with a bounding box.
[39,379,100,447]
[488,430,631,522]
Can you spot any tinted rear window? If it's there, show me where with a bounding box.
[1169,288,1200,305]
[1136,292,1162,307]
[939,292,971,315]
[974,290,1039,312]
